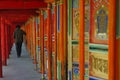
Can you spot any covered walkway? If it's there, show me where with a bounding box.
[0,43,42,80]
[0,0,119,80]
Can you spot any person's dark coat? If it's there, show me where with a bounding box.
[14,28,26,43]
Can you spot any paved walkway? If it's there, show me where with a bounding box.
[0,43,41,80]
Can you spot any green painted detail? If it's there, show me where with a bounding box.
[85,75,89,78]
[89,43,108,49]
[116,0,120,37]
[57,61,61,80]
[117,36,120,39]
[44,36,48,41]
[72,40,79,44]
[68,0,73,74]
[68,0,72,35]
[84,40,89,44]
[89,49,108,54]
[68,36,72,72]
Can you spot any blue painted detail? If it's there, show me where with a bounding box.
[90,78,97,80]
[72,0,79,8]
[44,47,48,56]
[51,7,54,14]
[38,46,40,52]
[36,17,39,24]
[69,71,72,80]
[44,11,48,19]
[85,63,88,68]
[73,68,79,75]
[57,5,60,32]
[90,76,103,80]
[35,18,39,32]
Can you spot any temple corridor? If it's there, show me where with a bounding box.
[0,0,119,80]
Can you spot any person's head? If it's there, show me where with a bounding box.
[16,25,20,29]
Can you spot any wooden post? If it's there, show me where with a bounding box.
[108,0,116,80]
[59,0,65,79]
[0,17,3,78]
[32,17,37,67]
[47,3,52,80]
[53,2,57,80]
[79,0,84,80]
[1,17,7,66]
[63,0,67,79]
[40,10,45,77]
[5,24,9,59]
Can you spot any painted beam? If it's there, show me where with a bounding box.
[0,1,47,9]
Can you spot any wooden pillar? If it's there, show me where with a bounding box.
[7,25,11,56]
[63,0,67,79]
[0,17,3,78]
[79,0,84,80]
[59,0,65,79]
[108,0,116,80]
[5,24,9,59]
[1,17,7,66]
[53,2,57,80]
[47,3,52,80]
[32,17,37,66]
[40,10,44,77]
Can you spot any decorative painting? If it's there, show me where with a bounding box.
[72,63,80,80]
[72,0,79,40]
[90,0,109,44]
[85,0,89,6]
[89,52,108,79]
[72,45,79,80]
[95,6,108,40]
[84,44,89,63]
[72,45,79,62]
[85,0,90,38]
[84,0,90,78]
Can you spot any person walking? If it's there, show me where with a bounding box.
[14,25,26,57]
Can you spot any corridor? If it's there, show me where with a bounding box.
[0,43,42,80]
[0,0,119,80]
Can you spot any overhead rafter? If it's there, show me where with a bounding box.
[44,0,60,3]
[0,9,38,16]
[0,1,47,9]
[0,0,48,25]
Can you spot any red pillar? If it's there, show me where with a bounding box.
[108,0,116,80]
[40,10,44,76]
[1,18,7,66]
[5,24,9,59]
[53,3,57,80]
[7,25,10,54]
[47,3,52,80]
[79,0,84,80]
[0,17,3,77]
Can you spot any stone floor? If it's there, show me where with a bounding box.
[0,43,42,80]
